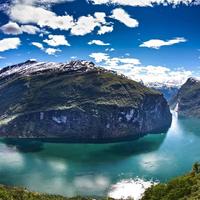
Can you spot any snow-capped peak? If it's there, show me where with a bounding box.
[0,60,96,79]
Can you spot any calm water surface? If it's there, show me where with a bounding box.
[1,113,200,199]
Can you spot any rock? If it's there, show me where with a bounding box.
[0,60,172,142]
[170,77,200,118]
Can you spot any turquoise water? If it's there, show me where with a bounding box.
[1,113,200,198]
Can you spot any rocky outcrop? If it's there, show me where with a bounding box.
[0,60,172,142]
[170,77,200,118]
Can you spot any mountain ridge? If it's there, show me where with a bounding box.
[0,60,172,141]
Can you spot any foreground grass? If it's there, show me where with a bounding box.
[142,162,200,200]
[0,185,110,200]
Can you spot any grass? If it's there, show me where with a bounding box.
[0,69,161,118]
[0,184,113,200]
[142,162,200,200]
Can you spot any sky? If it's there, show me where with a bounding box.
[0,0,200,86]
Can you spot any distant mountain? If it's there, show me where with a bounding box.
[146,82,179,101]
[170,77,200,117]
[0,60,172,141]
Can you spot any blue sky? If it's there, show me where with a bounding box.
[0,0,200,86]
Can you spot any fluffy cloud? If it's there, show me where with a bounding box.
[0,38,21,52]
[7,1,135,37]
[32,42,44,50]
[89,52,193,86]
[32,41,60,55]
[89,52,140,65]
[13,0,74,5]
[88,40,110,46]
[0,22,22,35]
[10,4,74,30]
[71,12,112,36]
[45,48,61,55]
[0,21,40,35]
[140,37,187,49]
[110,8,139,28]
[126,65,192,87]
[9,3,112,36]
[43,35,70,46]
[89,52,110,62]
[71,15,97,35]
[20,25,40,34]
[97,25,113,35]
[89,0,200,6]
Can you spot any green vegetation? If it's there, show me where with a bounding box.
[0,184,113,200]
[0,70,160,117]
[142,162,200,200]
[0,62,171,139]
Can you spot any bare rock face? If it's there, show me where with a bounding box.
[0,60,172,142]
[170,77,200,118]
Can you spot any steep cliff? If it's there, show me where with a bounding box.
[170,77,200,118]
[0,60,172,141]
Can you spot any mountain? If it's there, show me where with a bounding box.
[0,60,172,142]
[147,82,179,101]
[170,77,200,117]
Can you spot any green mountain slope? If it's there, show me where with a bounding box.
[0,60,172,141]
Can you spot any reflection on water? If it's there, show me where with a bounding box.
[0,115,200,198]
[3,139,44,152]
[108,178,155,200]
[2,132,166,163]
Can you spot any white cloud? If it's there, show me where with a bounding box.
[32,42,44,50]
[71,12,111,36]
[88,40,110,46]
[110,8,139,28]
[71,15,98,36]
[21,25,40,34]
[105,48,115,51]
[0,56,5,59]
[126,65,192,87]
[8,2,114,36]
[1,21,40,35]
[140,37,187,49]
[10,4,74,31]
[44,35,70,46]
[45,48,61,55]
[97,25,113,35]
[89,52,193,86]
[89,0,200,6]
[13,0,74,5]
[89,52,110,62]
[32,41,60,55]
[0,22,22,35]
[89,52,140,65]
[70,56,77,59]
[0,38,21,52]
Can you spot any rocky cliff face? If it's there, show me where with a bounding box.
[0,60,172,141]
[170,77,200,118]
